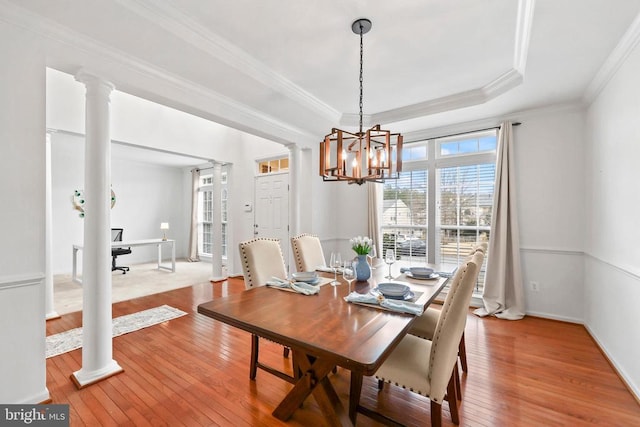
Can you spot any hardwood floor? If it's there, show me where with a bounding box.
[46,278,640,426]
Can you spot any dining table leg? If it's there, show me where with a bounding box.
[272,350,352,426]
[349,371,363,424]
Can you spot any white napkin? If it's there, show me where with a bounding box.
[266,277,319,295]
[344,291,424,315]
[315,265,343,273]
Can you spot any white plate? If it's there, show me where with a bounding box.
[376,282,410,297]
[386,290,415,301]
[292,272,318,281]
[409,267,434,276]
[406,272,440,280]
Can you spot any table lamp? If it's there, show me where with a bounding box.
[160,222,169,241]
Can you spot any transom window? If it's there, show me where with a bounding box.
[258,156,289,174]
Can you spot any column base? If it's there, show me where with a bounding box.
[46,311,61,321]
[71,360,124,389]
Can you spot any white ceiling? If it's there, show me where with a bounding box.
[6,0,640,147]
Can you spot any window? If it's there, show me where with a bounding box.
[381,130,497,294]
[258,156,289,174]
[198,171,228,258]
[221,188,228,257]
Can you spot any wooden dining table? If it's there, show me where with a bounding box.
[197,261,451,426]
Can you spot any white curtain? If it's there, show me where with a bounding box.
[367,182,381,257]
[474,121,525,320]
[187,168,200,262]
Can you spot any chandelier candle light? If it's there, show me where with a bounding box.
[320,18,403,185]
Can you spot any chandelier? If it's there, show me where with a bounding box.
[320,18,403,185]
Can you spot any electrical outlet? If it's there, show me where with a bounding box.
[530,281,540,292]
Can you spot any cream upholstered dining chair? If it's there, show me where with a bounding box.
[238,238,294,383]
[409,242,487,376]
[364,251,483,426]
[290,233,326,272]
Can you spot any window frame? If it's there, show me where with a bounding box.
[381,129,497,293]
[197,171,228,259]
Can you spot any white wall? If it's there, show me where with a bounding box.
[0,22,49,403]
[226,133,288,276]
[50,132,189,274]
[325,107,588,322]
[47,68,287,277]
[47,69,236,163]
[307,144,368,258]
[584,36,640,397]
[514,107,586,322]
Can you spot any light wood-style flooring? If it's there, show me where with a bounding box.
[46,278,640,426]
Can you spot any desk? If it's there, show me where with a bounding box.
[197,267,449,426]
[72,239,176,284]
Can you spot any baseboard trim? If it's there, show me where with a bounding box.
[16,388,50,405]
[584,323,640,405]
[524,310,583,324]
[517,312,640,405]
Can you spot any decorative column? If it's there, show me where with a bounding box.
[210,161,226,281]
[45,132,59,320]
[71,70,123,388]
[288,144,301,239]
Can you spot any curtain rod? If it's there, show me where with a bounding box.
[427,122,521,141]
[194,166,212,172]
[193,163,227,173]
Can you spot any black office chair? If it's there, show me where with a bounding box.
[111,228,132,274]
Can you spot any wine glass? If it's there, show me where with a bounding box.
[329,252,342,286]
[367,246,377,269]
[384,249,395,279]
[343,260,356,293]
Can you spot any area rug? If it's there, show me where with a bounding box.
[46,305,188,358]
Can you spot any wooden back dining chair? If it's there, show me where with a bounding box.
[238,238,294,383]
[366,251,483,426]
[290,233,326,272]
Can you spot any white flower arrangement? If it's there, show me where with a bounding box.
[350,236,372,255]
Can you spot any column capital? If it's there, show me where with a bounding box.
[75,69,115,94]
[286,143,301,153]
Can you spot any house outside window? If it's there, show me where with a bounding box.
[198,171,228,258]
[381,129,497,294]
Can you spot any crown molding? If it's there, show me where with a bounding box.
[372,69,524,125]
[514,0,536,72]
[342,0,534,126]
[0,0,317,146]
[583,11,640,104]
[115,0,341,123]
[0,0,536,143]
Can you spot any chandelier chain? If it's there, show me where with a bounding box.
[359,22,364,135]
[319,18,403,185]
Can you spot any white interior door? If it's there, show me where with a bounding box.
[254,173,289,270]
